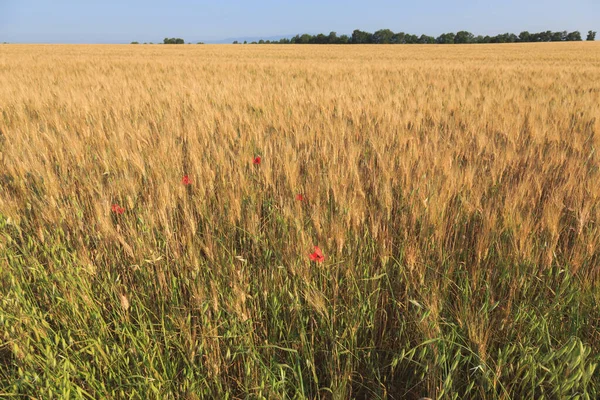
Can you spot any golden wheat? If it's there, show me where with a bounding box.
[1,43,599,398]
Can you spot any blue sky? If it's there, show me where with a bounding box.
[0,0,598,43]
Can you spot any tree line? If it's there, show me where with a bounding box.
[129,30,597,45]
[233,29,597,44]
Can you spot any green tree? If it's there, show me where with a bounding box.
[163,37,184,44]
[518,31,531,42]
[587,31,597,41]
[418,34,435,44]
[299,34,312,44]
[130,41,139,44]
[351,29,373,44]
[373,29,394,44]
[436,32,455,44]
[491,33,517,43]
[328,31,338,44]
[566,31,582,41]
[392,32,406,44]
[405,34,419,44]
[314,33,328,44]
[539,31,553,42]
[454,31,474,44]
[550,31,566,41]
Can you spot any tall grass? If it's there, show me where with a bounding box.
[1,43,600,399]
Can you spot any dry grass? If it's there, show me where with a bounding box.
[1,42,600,398]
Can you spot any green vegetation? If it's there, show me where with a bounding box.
[242,29,591,44]
[163,37,184,44]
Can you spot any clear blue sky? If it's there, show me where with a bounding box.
[0,0,598,43]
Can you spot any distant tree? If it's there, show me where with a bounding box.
[587,31,597,41]
[436,32,456,44]
[418,34,436,44]
[518,31,531,42]
[258,39,265,44]
[130,41,139,44]
[196,42,204,44]
[405,34,419,44]
[491,33,517,43]
[373,29,395,44]
[244,40,247,44]
[232,40,239,44]
[454,31,474,44]
[314,33,328,44]
[549,31,565,41]
[163,37,185,44]
[566,31,582,41]
[351,29,373,44]
[251,41,257,44]
[328,31,338,44]
[540,31,553,42]
[392,32,406,44]
[550,31,561,41]
[339,34,350,44]
[299,34,312,44]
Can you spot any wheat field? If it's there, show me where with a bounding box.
[1,43,600,399]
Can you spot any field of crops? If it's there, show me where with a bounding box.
[1,43,600,398]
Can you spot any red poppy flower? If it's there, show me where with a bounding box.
[182,175,192,185]
[253,156,261,165]
[295,194,305,201]
[309,246,325,263]
[111,204,125,215]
